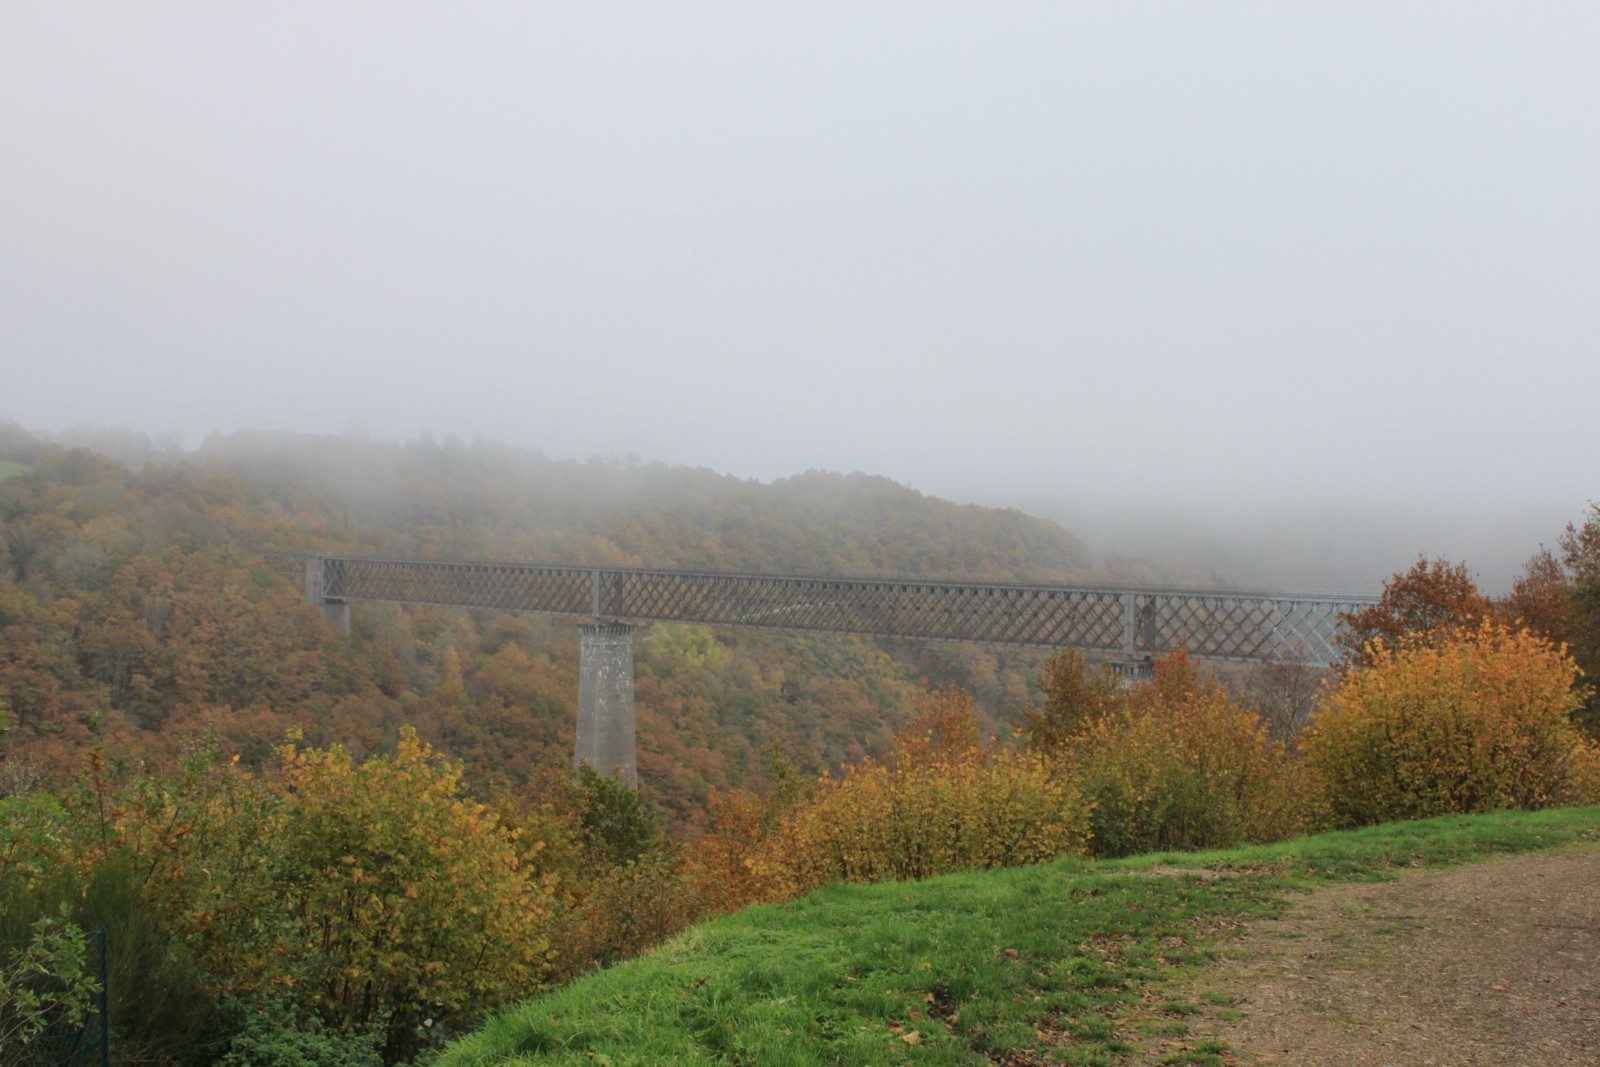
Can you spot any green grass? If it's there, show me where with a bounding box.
[438,808,1600,1066]
[0,460,30,481]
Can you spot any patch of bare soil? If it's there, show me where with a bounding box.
[1181,847,1600,1065]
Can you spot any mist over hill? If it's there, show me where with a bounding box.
[195,428,1098,582]
[29,420,1584,596]
[1008,494,1568,596]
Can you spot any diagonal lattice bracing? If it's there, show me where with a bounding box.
[326,557,596,617]
[274,555,1374,666]
[259,552,307,582]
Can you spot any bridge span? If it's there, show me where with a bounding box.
[262,553,1375,783]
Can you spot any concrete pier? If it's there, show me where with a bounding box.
[304,556,351,635]
[321,600,351,635]
[575,622,637,784]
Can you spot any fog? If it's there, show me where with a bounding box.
[3,4,1595,592]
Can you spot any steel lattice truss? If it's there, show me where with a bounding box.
[276,554,1375,666]
[259,553,306,582]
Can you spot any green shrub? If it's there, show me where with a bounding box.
[0,910,100,1060]
[76,853,228,1065]
[574,763,662,867]
[218,1006,383,1067]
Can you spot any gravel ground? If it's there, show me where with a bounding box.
[1180,846,1600,1065]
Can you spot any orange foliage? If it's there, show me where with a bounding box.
[682,787,797,917]
[679,685,1093,909]
[1339,556,1493,668]
[1305,621,1597,827]
[889,681,987,770]
[1021,649,1121,753]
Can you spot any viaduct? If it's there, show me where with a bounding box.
[265,553,1375,784]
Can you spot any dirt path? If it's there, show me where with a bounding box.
[1180,847,1600,1066]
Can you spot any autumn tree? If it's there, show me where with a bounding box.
[1021,649,1122,753]
[1500,506,1600,735]
[1238,655,1329,741]
[1503,547,1576,643]
[1564,508,1600,724]
[1338,556,1493,668]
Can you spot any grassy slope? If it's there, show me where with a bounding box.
[440,808,1600,1067]
[0,460,30,480]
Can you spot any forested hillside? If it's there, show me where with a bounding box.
[6,420,1597,1066]
[0,423,1092,826]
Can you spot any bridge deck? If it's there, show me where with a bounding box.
[263,553,1374,666]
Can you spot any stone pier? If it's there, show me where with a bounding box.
[574,622,637,785]
[304,556,351,635]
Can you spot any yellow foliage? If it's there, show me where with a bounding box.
[1560,738,1600,807]
[1066,653,1311,856]
[771,752,1091,888]
[1304,621,1594,826]
[113,727,558,1059]
[759,686,1092,889]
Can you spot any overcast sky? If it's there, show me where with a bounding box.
[2,3,1595,586]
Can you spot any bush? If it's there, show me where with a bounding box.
[2,786,227,1067]
[775,754,1092,886]
[118,729,559,1065]
[567,849,701,968]
[573,763,661,867]
[0,910,100,1061]
[1061,654,1310,856]
[218,1005,383,1067]
[1021,649,1122,753]
[1304,621,1598,826]
[681,785,797,919]
[767,685,1092,887]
